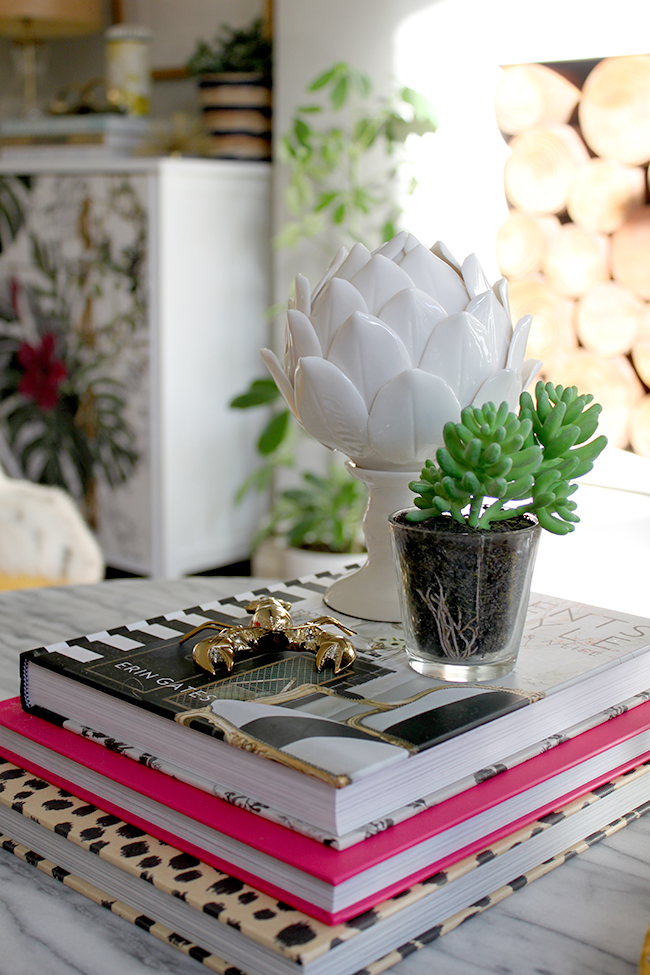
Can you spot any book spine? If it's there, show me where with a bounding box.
[20,659,65,727]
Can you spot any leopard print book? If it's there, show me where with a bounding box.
[0,755,649,973]
[0,832,234,973]
[0,797,646,975]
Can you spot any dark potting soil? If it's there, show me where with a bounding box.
[391,514,539,661]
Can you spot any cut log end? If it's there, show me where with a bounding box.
[544,350,644,449]
[504,123,590,215]
[575,282,644,358]
[508,274,577,365]
[611,207,650,300]
[567,160,646,235]
[629,395,650,457]
[495,64,580,135]
[496,210,561,278]
[579,54,650,165]
[542,225,610,298]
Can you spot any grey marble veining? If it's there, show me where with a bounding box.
[0,577,648,975]
[0,847,201,975]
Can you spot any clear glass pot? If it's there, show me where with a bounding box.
[389,511,541,682]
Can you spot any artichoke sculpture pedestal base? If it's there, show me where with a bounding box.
[324,463,418,623]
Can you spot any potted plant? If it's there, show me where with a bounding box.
[231,64,437,574]
[389,381,608,681]
[185,18,272,160]
[251,462,368,578]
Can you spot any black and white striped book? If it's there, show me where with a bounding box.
[19,572,650,837]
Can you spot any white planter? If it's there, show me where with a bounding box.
[324,464,419,623]
[251,536,366,580]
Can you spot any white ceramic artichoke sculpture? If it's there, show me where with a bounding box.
[261,231,541,473]
[261,231,541,623]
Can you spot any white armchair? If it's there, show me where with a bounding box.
[0,467,104,589]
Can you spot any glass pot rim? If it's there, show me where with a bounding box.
[388,508,541,539]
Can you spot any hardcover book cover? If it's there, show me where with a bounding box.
[2,696,650,922]
[20,575,650,835]
[56,685,650,850]
[0,755,649,975]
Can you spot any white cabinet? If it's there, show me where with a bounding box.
[0,157,271,577]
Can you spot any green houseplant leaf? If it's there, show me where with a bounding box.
[186,18,272,80]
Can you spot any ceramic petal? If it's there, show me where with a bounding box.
[521,358,543,391]
[294,274,311,316]
[472,368,522,413]
[283,324,294,380]
[403,233,421,255]
[260,348,298,417]
[418,311,496,405]
[311,246,348,303]
[310,277,368,354]
[466,290,512,370]
[294,356,370,460]
[492,276,511,316]
[431,239,461,272]
[372,230,408,262]
[367,369,461,466]
[287,309,322,360]
[327,311,412,409]
[349,254,415,316]
[379,288,448,366]
[506,314,533,371]
[334,241,372,283]
[398,242,468,314]
[461,253,491,300]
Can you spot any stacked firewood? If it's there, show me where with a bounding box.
[495,56,650,456]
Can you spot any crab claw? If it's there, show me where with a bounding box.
[193,636,236,674]
[314,637,356,674]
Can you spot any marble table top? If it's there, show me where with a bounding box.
[0,576,648,975]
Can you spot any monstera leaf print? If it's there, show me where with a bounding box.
[0,176,30,255]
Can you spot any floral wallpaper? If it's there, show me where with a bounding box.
[0,173,150,560]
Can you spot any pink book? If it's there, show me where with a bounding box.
[1,696,649,924]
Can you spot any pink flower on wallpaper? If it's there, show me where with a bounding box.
[17,333,68,411]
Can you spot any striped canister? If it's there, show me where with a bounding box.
[198,72,271,160]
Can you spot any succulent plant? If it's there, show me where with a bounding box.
[407,381,608,534]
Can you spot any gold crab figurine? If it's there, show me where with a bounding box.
[180,595,357,675]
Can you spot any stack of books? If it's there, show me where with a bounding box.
[0,115,152,162]
[1,573,650,973]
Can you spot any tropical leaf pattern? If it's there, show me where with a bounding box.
[0,175,30,255]
[0,175,146,513]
